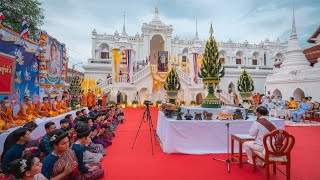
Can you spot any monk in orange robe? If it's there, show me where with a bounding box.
[15,96,42,122]
[52,96,64,116]
[37,97,52,117]
[0,97,24,128]
[102,92,108,108]
[87,90,95,107]
[81,93,87,107]
[61,96,71,112]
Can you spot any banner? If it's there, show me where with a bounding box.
[0,52,15,94]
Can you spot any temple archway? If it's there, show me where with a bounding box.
[293,88,305,101]
[228,82,236,94]
[196,93,203,105]
[150,34,164,65]
[272,89,282,98]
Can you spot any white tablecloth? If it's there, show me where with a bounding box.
[0,108,87,154]
[156,112,285,154]
[180,106,246,120]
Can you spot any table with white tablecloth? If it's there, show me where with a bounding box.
[0,108,87,154]
[156,112,285,154]
[180,106,246,120]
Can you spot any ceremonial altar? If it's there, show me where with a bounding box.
[156,111,285,154]
[180,106,246,120]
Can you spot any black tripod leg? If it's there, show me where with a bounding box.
[132,108,147,150]
[148,110,158,145]
[148,115,154,155]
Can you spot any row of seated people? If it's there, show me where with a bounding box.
[0,105,124,180]
[0,96,72,129]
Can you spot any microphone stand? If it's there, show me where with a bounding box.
[213,122,232,173]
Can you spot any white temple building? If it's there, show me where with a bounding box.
[265,2,320,102]
[83,1,289,104]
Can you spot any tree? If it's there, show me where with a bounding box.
[0,0,44,40]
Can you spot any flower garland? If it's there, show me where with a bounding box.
[150,66,169,91]
[38,31,47,86]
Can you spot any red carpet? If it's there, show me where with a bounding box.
[100,108,320,180]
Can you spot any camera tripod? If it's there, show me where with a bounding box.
[132,104,158,155]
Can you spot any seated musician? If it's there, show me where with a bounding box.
[15,96,42,122]
[288,97,297,109]
[37,97,52,117]
[1,97,24,127]
[243,106,277,166]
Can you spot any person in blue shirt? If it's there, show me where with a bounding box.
[1,128,31,174]
[88,106,96,117]
[39,121,56,156]
[41,129,77,179]
[72,124,104,180]
[276,96,286,110]
[292,97,311,122]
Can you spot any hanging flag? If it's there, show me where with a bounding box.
[0,12,4,24]
[21,16,29,38]
[126,49,131,82]
[193,53,198,83]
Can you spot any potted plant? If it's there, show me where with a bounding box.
[132,100,139,108]
[120,101,127,108]
[190,101,196,106]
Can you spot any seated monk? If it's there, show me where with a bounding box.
[81,93,87,107]
[15,96,42,122]
[51,96,64,116]
[288,97,297,109]
[0,97,24,128]
[61,96,71,112]
[37,97,52,117]
[102,92,108,108]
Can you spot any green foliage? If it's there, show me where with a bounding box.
[68,76,84,95]
[198,23,225,80]
[0,0,44,41]
[164,67,181,91]
[109,101,116,105]
[237,69,254,92]
[121,101,127,104]
[156,100,162,105]
[132,100,139,105]
[190,101,196,105]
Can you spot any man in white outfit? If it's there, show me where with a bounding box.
[243,106,277,166]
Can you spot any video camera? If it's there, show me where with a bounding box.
[144,100,153,106]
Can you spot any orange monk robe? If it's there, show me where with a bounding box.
[38,102,52,117]
[81,94,87,107]
[92,94,96,106]
[0,107,24,127]
[15,104,42,122]
[87,93,95,107]
[51,101,61,117]
[289,101,297,109]
[57,101,67,114]
[61,100,71,112]
[102,94,108,108]
[253,94,260,105]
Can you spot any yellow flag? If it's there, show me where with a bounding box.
[112,49,121,83]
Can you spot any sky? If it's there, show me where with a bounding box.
[40,0,320,72]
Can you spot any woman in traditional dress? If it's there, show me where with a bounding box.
[72,124,104,180]
[41,129,78,180]
[9,153,47,180]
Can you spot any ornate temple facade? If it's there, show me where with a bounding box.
[83,2,288,104]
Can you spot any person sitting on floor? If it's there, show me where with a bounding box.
[74,111,82,124]
[8,153,47,180]
[243,106,277,166]
[15,96,42,122]
[37,97,52,117]
[88,106,96,117]
[51,96,64,116]
[41,129,78,180]
[61,96,72,112]
[292,97,311,122]
[0,97,24,127]
[39,122,56,156]
[1,128,31,174]
[72,124,104,180]
[2,122,40,167]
